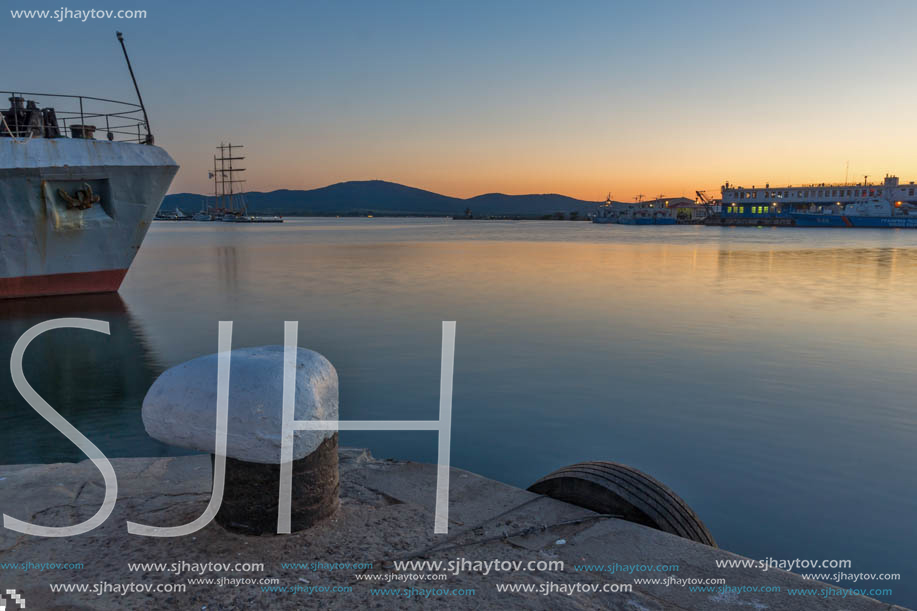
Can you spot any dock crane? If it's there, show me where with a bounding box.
[695,190,716,219]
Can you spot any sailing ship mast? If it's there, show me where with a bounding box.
[213,142,246,215]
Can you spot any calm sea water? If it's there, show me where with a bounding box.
[2,219,916,606]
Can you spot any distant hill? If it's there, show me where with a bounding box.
[464,193,601,217]
[161,180,603,218]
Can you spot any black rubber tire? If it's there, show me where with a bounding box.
[527,461,716,547]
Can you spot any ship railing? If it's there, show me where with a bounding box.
[729,181,889,190]
[0,91,151,143]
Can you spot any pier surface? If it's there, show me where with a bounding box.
[0,450,908,610]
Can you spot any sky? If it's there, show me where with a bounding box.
[6,0,917,200]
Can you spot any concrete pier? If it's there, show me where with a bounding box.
[0,450,907,610]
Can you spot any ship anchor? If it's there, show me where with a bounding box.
[57,183,101,210]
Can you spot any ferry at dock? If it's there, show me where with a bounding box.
[593,194,678,225]
[718,175,917,227]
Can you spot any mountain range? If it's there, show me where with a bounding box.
[160,180,604,218]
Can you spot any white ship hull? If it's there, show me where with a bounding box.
[0,138,178,298]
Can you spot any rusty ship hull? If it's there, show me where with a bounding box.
[0,138,178,299]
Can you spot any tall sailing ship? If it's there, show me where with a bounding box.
[190,143,281,223]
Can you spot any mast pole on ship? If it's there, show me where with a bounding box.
[213,155,219,211]
[116,32,153,144]
[228,143,234,213]
[214,143,246,216]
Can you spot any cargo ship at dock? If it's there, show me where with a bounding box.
[0,34,178,299]
[714,175,917,227]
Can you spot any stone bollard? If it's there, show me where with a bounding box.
[141,346,339,535]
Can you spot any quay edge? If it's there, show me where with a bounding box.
[0,451,908,611]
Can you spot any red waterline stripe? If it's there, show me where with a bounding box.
[0,269,127,299]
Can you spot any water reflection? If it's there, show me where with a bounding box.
[2,219,916,606]
[216,245,239,293]
[0,293,191,464]
[713,247,917,311]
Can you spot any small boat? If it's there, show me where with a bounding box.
[593,194,618,224]
[192,199,213,221]
[155,207,191,221]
